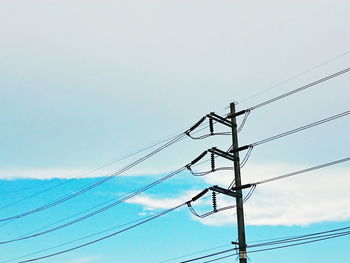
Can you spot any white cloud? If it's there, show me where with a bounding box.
[3,162,349,226]
[126,190,201,211]
[0,166,176,180]
[0,168,87,180]
[243,165,350,226]
[125,162,350,226]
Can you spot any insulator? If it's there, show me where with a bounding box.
[192,188,209,202]
[212,192,217,212]
[191,151,208,166]
[186,116,206,135]
[211,153,215,172]
[209,118,214,135]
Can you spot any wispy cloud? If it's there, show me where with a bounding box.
[126,190,201,211]
[125,162,350,226]
[0,166,175,180]
[3,162,349,226]
[0,168,87,180]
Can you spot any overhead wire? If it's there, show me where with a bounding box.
[187,203,236,219]
[246,230,350,255]
[7,105,342,225]
[239,146,253,168]
[1,110,235,222]
[224,67,350,125]
[15,152,214,239]
[14,194,131,238]
[227,179,235,190]
[228,157,350,201]
[0,166,188,244]
[200,252,236,263]
[235,50,350,105]
[225,111,350,190]
[0,147,219,244]
[242,184,256,202]
[3,180,241,263]
[0,131,189,222]
[248,226,350,248]
[157,244,232,263]
[186,154,233,177]
[176,248,236,263]
[254,156,350,186]
[8,153,350,262]
[0,132,189,214]
[173,226,350,263]
[161,227,350,263]
[247,67,350,111]
[187,132,231,140]
[188,167,233,177]
[2,214,156,263]
[249,110,349,147]
[14,202,187,263]
[2,105,231,215]
[3,65,350,262]
[5,66,348,212]
[175,156,350,262]
[237,110,250,132]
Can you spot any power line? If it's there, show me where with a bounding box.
[159,225,350,263]
[0,148,216,244]
[0,133,186,222]
[226,111,349,155]
[200,253,236,263]
[254,157,350,185]
[15,202,187,263]
[0,132,184,203]
[248,67,350,111]
[177,248,236,263]
[237,50,350,105]
[248,226,350,248]
[1,106,226,214]
[7,233,230,263]
[157,244,232,263]
[247,230,350,254]
[3,70,349,261]
[0,166,187,244]
[0,113,221,222]
[3,214,158,263]
[172,226,350,263]
[250,110,349,146]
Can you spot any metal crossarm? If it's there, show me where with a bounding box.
[207,112,232,127]
[210,185,242,198]
[208,147,238,162]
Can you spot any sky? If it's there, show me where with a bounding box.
[0,0,349,263]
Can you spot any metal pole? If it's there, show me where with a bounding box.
[230,103,247,263]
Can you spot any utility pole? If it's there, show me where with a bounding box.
[187,104,249,262]
[230,102,247,263]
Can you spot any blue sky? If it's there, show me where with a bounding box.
[0,1,349,263]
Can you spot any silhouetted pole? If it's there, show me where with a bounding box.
[230,103,247,263]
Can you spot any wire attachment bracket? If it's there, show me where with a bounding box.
[226,109,249,119]
[209,185,242,198]
[208,147,238,162]
[207,112,232,128]
[185,116,206,135]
